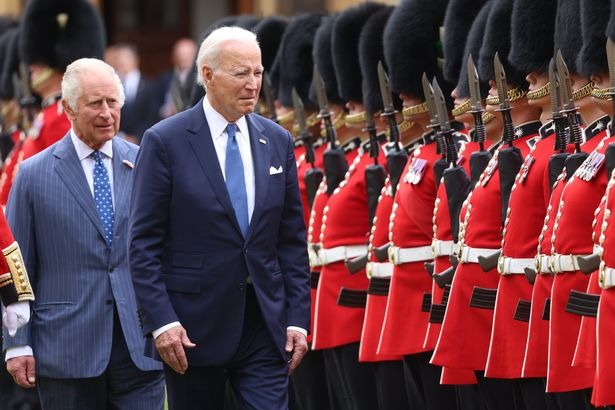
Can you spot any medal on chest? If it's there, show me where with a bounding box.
[404,157,428,184]
[575,150,605,182]
[517,154,535,184]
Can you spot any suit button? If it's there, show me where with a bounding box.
[105,299,113,305]
[238,283,245,291]
[109,267,115,273]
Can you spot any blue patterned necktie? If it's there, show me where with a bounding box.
[91,151,114,245]
[225,123,249,237]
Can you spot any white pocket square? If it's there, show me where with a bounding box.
[269,165,283,175]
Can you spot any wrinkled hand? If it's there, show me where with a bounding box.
[155,325,195,374]
[285,329,308,375]
[2,301,31,337]
[7,355,36,388]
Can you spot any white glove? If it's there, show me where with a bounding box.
[2,301,31,337]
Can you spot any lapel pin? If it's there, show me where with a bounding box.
[123,159,134,169]
[259,138,267,144]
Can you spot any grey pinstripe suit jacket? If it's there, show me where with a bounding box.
[2,133,161,378]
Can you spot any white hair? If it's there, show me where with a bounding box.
[62,58,125,111]
[195,26,260,86]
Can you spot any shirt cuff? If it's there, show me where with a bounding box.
[152,322,181,339]
[5,345,33,361]
[287,326,308,337]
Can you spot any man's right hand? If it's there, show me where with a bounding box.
[6,355,36,388]
[155,325,196,374]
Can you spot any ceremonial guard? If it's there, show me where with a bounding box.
[431,0,542,408]
[0,0,104,206]
[376,0,468,408]
[311,3,389,409]
[479,0,557,407]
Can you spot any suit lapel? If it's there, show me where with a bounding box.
[185,103,244,237]
[53,134,107,243]
[246,114,269,241]
[112,140,132,239]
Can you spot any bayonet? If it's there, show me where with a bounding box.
[467,55,487,151]
[18,63,37,132]
[292,88,315,167]
[377,61,401,150]
[433,78,458,166]
[262,72,277,123]
[314,66,338,149]
[606,38,615,135]
[362,80,380,163]
[494,52,515,147]
[548,58,568,153]
[422,73,439,129]
[556,50,583,152]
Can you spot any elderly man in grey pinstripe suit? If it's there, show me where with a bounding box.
[2,58,164,409]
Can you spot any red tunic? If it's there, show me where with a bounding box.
[432,125,538,371]
[593,176,615,406]
[296,142,326,228]
[378,140,441,356]
[485,133,555,378]
[359,178,401,362]
[312,143,386,350]
[547,132,613,392]
[1,101,70,206]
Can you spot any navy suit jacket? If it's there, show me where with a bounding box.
[128,100,310,365]
[3,134,161,378]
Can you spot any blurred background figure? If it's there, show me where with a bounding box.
[158,37,197,119]
[104,43,159,144]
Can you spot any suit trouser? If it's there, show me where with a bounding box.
[403,352,457,410]
[291,349,333,410]
[165,285,289,410]
[37,307,165,410]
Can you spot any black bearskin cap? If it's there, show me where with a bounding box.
[20,0,105,70]
[333,2,387,103]
[608,0,615,41]
[456,2,493,99]
[254,16,288,73]
[576,0,610,76]
[0,28,20,99]
[443,0,488,85]
[383,0,450,101]
[275,12,324,109]
[359,6,398,113]
[509,0,556,75]
[553,0,582,74]
[310,14,344,106]
[478,0,528,89]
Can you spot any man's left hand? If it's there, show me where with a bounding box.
[285,329,308,375]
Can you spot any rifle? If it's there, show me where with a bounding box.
[547,57,570,190]
[262,72,278,123]
[608,38,615,137]
[556,51,589,177]
[378,62,408,196]
[467,55,493,185]
[434,78,472,246]
[16,64,37,133]
[314,66,348,196]
[363,80,386,227]
[292,88,323,208]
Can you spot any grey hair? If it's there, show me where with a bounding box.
[62,58,125,111]
[195,26,260,86]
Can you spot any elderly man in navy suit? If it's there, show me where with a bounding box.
[3,58,164,409]
[128,26,311,410]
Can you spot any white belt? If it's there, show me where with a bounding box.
[458,245,500,264]
[498,256,535,275]
[549,253,590,274]
[431,239,457,257]
[367,262,394,278]
[308,243,322,268]
[318,245,368,265]
[388,245,433,265]
[535,254,551,274]
[600,263,615,289]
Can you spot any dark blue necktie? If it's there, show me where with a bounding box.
[225,124,249,237]
[91,151,114,245]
